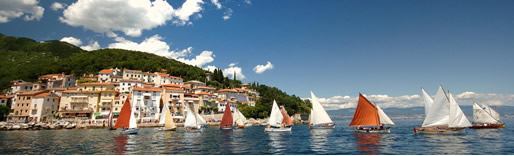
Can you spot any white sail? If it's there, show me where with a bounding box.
[195,110,207,125]
[310,91,333,125]
[234,108,247,125]
[448,93,472,128]
[184,105,197,128]
[129,103,137,129]
[308,109,313,124]
[159,102,169,125]
[376,105,395,125]
[268,100,283,127]
[422,86,450,127]
[473,102,500,124]
[421,88,434,118]
[481,103,501,122]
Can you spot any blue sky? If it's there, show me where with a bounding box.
[1,0,514,101]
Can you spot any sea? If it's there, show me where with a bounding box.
[1,106,514,155]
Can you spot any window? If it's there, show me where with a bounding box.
[34,104,37,108]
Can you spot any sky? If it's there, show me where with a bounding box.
[1,0,514,108]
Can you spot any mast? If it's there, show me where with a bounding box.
[349,93,380,127]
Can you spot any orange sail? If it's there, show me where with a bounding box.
[114,96,132,129]
[280,106,294,126]
[220,103,233,129]
[349,93,380,126]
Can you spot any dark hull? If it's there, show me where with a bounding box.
[354,127,391,133]
[470,123,505,129]
[413,126,465,134]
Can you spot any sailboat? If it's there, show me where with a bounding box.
[114,95,138,135]
[265,100,292,132]
[158,102,177,131]
[108,103,116,130]
[220,103,233,130]
[414,86,472,133]
[349,93,395,133]
[233,107,248,128]
[280,106,294,127]
[309,91,335,129]
[471,101,505,129]
[184,104,206,131]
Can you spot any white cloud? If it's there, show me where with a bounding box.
[253,61,273,74]
[60,36,100,51]
[60,36,82,46]
[223,63,245,80]
[60,0,175,37]
[211,0,222,9]
[0,0,44,23]
[204,65,217,72]
[80,41,100,51]
[176,50,215,67]
[244,0,252,5]
[107,34,215,67]
[50,2,65,11]
[307,91,514,110]
[223,8,233,21]
[172,0,204,26]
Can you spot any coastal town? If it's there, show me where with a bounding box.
[0,68,265,130]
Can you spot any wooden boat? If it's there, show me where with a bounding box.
[308,91,335,129]
[471,101,505,129]
[220,103,234,130]
[114,94,139,135]
[265,100,292,132]
[233,107,247,129]
[414,86,471,134]
[349,93,395,133]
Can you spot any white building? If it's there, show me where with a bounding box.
[117,79,144,93]
[29,92,59,123]
[132,87,162,121]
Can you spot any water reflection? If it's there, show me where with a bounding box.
[422,133,470,154]
[353,133,382,155]
[267,132,291,154]
[309,129,333,153]
[113,135,128,154]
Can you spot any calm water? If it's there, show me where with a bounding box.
[1,107,514,155]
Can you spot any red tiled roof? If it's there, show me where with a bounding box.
[78,82,114,86]
[196,86,215,90]
[133,87,161,92]
[218,89,238,93]
[99,69,113,74]
[162,84,182,88]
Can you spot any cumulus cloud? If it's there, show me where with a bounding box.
[60,0,175,37]
[107,35,215,67]
[173,0,204,25]
[223,63,245,80]
[307,91,514,110]
[203,65,217,72]
[0,0,44,23]
[60,36,100,51]
[253,61,273,74]
[50,2,65,11]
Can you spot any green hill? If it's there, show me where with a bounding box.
[0,33,310,117]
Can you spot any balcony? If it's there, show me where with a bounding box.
[70,97,88,104]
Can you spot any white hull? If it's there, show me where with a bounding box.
[122,128,139,135]
[265,127,292,132]
[310,123,336,129]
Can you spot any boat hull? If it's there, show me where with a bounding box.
[158,127,177,131]
[354,127,390,133]
[122,128,139,135]
[264,127,292,132]
[470,123,505,129]
[220,126,233,130]
[413,127,465,134]
[310,123,336,129]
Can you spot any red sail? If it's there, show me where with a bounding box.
[220,103,233,129]
[280,106,294,126]
[114,95,132,129]
[349,93,380,127]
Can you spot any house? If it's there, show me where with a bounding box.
[161,84,186,118]
[10,80,34,94]
[28,92,59,123]
[8,90,48,123]
[132,87,162,122]
[97,68,122,83]
[38,73,76,89]
[58,82,116,120]
[0,95,12,107]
